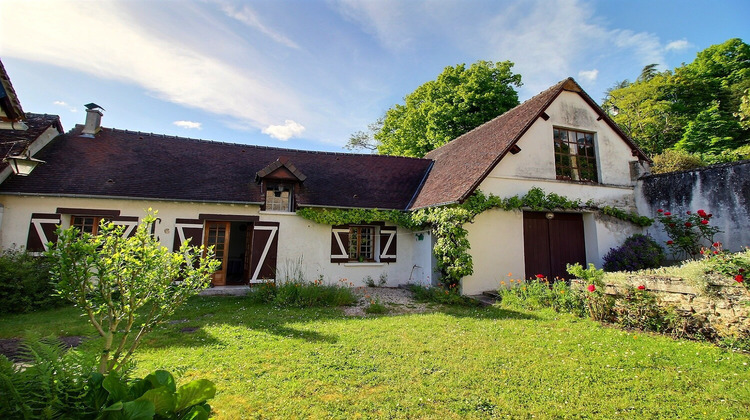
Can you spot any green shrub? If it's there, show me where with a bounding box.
[364,299,389,314]
[498,277,586,316]
[408,284,480,306]
[248,280,357,307]
[567,263,614,322]
[603,234,665,272]
[0,248,66,314]
[614,287,673,332]
[650,149,704,174]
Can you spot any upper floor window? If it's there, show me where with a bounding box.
[553,128,598,182]
[265,183,293,212]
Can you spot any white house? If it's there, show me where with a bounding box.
[0,66,650,294]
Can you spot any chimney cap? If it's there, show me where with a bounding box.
[84,103,105,111]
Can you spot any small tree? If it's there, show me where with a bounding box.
[46,210,220,374]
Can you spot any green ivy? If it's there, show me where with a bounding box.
[298,187,653,290]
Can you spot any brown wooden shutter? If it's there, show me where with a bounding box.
[111,216,139,238]
[250,221,279,281]
[173,218,204,251]
[379,226,397,263]
[330,225,350,263]
[26,213,62,252]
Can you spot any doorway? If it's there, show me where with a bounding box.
[203,221,254,286]
[522,212,586,281]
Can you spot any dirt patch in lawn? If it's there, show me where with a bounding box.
[0,336,89,362]
[343,287,431,317]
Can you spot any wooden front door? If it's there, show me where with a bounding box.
[204,221,230,286]
[523,212,586,281]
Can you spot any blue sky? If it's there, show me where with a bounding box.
[1,0,748,152]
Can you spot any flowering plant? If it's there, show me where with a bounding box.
[699,243,750,295]
[656,209,721,259]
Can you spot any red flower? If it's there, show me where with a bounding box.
[736,275,744,283]
[713,251,719,255]
[700,220,708,225]
[664,212,672,216]
[684,222,692,227]
[686,211,692,215]
[740,268,746,273]
[657,209,664,213]
[713,242,721,247]
[707,214,713,218]
[700,250,705,255]
[666,240,674,245]
[637,285,646,290]
[669,223,675,227]
[587,284,596,292]
[697,209,707,217]
[535,274,545,279]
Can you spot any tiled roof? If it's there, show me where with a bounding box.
[0,126,433,210]
[0,113,63,172]
[409,78,647,209]
[0,59,25,121]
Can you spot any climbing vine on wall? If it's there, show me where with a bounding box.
[298,187,653,290]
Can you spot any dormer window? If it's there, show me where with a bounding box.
[553,128,598,182]
[256,157,307,213]
[265,182,293,212]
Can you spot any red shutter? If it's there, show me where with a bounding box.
[26,213,62,252]
[379,226,397,263]
[330,225,350,263]
[111,216,139,238]
[173,219,204,251]
[250,221,279,282]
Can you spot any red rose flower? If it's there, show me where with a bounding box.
[666,240,674,245]
[587,284,596,292]
[740,268,746,273]
[713,251,719,255]
[736,275,744,283]
[684,222,692,227]
[535,274,544,279]
[637,285,646,290]
[713,242,721,247]
[700,250,705,255]
[664,212,671,216]
[697,209,706,216]
[707,214,713,218]
[657,209,664,213]
[700,220,708,225]
[686,211,692,215]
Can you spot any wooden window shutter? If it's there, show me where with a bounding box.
[173,218,204,251]
[26,213,62,252]
[379,226,397,263]
[330,225,350,263]
[111,216,139,238]
[250,221,279,281]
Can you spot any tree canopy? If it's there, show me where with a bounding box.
[347,60,522,157]
[603,38,750,158]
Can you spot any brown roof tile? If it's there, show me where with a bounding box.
[0,126,433,210]
[409,78,647,209]
[0,113,63,172]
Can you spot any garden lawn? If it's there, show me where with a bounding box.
[1,297,749,419]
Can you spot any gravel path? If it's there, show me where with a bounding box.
[343,286,431,317]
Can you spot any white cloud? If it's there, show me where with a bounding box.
[262,120,305,141]
[665,39,691,51]
[0,1,307,135]
[173,120,202,129]
[578,69,599,82]
[52,100,77,112]
[214,1,300,49]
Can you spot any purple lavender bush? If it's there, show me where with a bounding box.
[603,234,665,272]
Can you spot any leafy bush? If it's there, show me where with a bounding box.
[498,277,586,317]
[248,279,357,307]
[567,263,614,322]
[0,338,216,419]
[364,298,389,314]
[656,209,721,259]
[407,284,480,306]
[650,149,704,174]
[603,234,665,272]
[0,248,66,314]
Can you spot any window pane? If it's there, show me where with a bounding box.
[552,128,597,183]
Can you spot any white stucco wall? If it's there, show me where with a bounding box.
[0,195,429,287]
[461,91,644,295]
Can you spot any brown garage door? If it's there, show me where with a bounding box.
[523,212,586,281]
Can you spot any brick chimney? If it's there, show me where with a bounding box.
[81,103,104,137]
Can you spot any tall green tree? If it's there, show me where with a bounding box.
[348,61,522,157]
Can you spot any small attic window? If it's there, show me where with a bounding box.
[265,182,293,212]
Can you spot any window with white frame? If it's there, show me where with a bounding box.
[265,182,293,211]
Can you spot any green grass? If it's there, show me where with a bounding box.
[2,297,749,419]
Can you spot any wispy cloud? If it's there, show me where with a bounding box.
[262,120,305,141]
[214,1,300,49]
[173,120,202,129]
[578,69,599,82]
[0,1,308,138]
[52,100,77,112]
[665,39,691,51]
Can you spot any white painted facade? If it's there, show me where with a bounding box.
[0,194,433,288]
[460,91,645,295]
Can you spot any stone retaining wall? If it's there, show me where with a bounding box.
[574,275,749,338]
